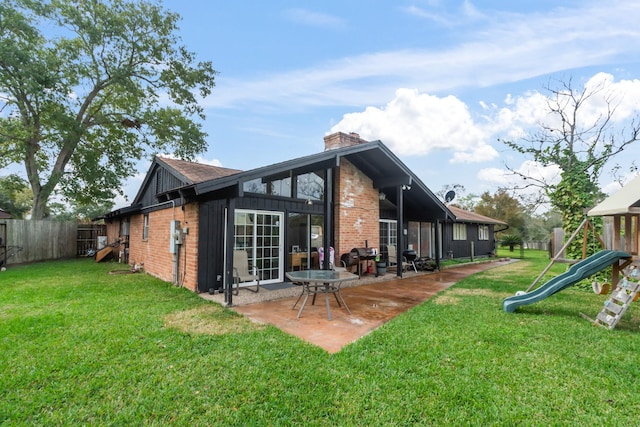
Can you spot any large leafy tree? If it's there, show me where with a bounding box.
[474,189,525,237]
[500,78,640,257]
[0,0,217,219]
[0,174,32,218]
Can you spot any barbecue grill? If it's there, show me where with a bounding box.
[402,249,418,272]
[350,247,377,277]
[402,249,417,262]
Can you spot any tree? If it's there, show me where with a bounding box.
[474,189,525,237]
[0,0,217,219]
[47,200,114,222]
[436,184,479,209]
[0,174,32,218]
[500,77,640,257]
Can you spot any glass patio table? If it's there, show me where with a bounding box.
[286,270,358,320]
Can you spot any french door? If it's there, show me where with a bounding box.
[234,210,284,285]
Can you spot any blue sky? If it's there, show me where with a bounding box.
[115,1,640,208]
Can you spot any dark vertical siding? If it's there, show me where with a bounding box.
[443,222,497,259]
[138,166,188,208]
[197,195,323,292]
[197,199,227,293]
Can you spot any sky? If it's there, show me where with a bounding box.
[92,1,640,209]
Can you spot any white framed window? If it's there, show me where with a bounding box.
[143,214,149,240]
[479,225,489,241]
[453,223,467,241]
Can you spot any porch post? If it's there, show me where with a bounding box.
[434,219,441,269]
[396,185,404,278]
[224,197,236,306]
[323,168,334,270]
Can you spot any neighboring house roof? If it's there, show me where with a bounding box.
[0,209,11,219]
[447,205,509,228]
[588,174,640,216]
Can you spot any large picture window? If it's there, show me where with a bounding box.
[296,171,325,202]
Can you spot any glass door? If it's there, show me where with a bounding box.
[234,210,283,285]
[287,213,324,271]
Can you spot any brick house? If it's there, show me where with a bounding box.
[103,132,503,304]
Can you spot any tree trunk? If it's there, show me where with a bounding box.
[30,189,51,220]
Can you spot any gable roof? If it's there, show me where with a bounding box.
[157,157,242,183]
[189,140,454,221]
[0,208,11,219]
[447,205,509,227]
[131,156,241,205]
[116,140,455,222]
[588,175,640,216]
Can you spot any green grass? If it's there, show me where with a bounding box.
[2,252,640,425]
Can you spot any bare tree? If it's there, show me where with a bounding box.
[500,77,640,256]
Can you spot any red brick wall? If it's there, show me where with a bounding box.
[324,131,367,150]
[334,159,380,261]
[128,202,200,292]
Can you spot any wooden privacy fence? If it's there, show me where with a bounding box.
[1,220,106,266]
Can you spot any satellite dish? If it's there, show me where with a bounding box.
[445,190,456,203]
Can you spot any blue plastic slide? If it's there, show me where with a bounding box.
[503,250,631,313]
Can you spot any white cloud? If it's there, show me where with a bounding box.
[282,8,345,30]
[330,88,498,163]
[402,0,485,27]
[478,160,561,188]
[157,153,223,167]
[204,1,640,111]
[576,72,640,125]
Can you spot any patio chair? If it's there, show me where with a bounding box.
[232,250,260,294]
[387,245,411,273]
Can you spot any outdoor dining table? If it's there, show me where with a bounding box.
[286,270,359,320]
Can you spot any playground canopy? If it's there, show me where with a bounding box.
[588,175,640,216]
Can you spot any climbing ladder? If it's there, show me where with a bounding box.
[595,278,640,329]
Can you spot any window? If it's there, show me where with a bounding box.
[479,225,489,240]
[243,176,292,197]
[453,223,466,241]
[142,214,149,240]
[296,171,325,201]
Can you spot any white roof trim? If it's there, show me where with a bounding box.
[588,175,640,216]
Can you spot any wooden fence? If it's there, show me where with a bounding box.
[0,220,105,266]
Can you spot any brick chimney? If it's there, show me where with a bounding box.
[324,132,368,151]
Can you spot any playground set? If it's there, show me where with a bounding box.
[502,200,640,330]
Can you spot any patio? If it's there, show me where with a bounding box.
[202,258,516,353]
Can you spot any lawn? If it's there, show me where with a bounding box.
[2,251,640,425]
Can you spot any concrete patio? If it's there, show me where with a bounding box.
[201,258,516,353]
